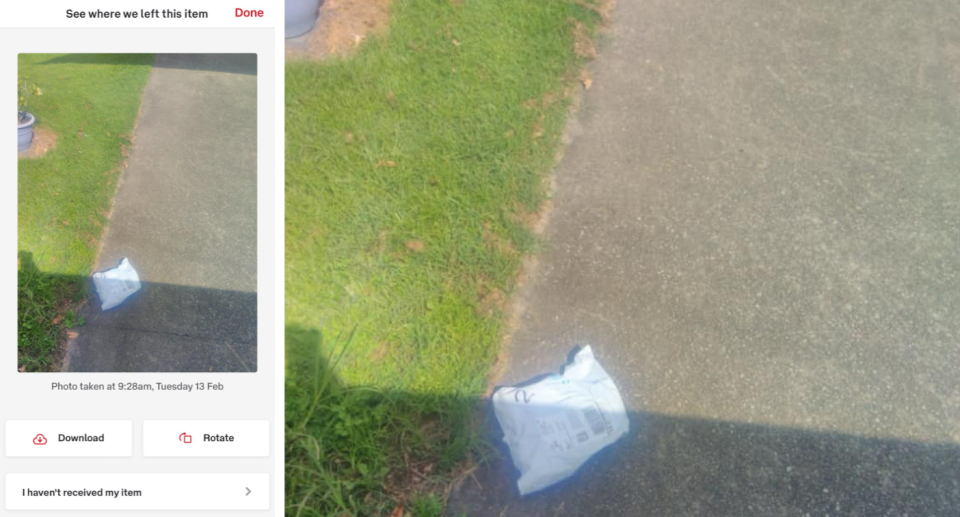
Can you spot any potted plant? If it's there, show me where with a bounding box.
[18,76,41,152]
[285,0,324,39]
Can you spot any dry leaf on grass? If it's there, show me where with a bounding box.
[532,122,544,139]
[51,314,63,325]
[579,70,593,89]
[376,160,397,167]
[18,365,26,372]
[370,342,389,362]
[387,506,404,517]
[572,21,597,59]
[405,240,425,252]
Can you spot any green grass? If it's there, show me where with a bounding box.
[285,0,601,514]
[18,54,153,371]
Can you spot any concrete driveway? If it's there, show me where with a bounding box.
[448,0,960,514]
[65,54,258,372]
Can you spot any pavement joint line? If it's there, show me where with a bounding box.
[80,323,255,347]
[222,342,253,373]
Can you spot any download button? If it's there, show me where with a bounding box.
[5,421,131,457]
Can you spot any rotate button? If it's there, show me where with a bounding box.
[143,420,268,457]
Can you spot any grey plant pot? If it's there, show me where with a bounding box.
[285,0,324,39]
[18,112,34,152]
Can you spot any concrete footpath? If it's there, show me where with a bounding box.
[448,1,959,515]
[65,54,258,372]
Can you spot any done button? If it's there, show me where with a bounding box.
[143,420,268,457]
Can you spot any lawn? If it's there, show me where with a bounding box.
[18,53,153,371]
[285,0,602,514]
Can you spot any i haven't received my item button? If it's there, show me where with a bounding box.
[5,421,131,457]
[143,420,268,457]
[5,473,268,511]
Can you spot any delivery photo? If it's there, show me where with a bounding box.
[17,53,258,373]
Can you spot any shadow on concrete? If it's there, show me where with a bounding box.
[39,53,257,76]
[448,408,960,516]
[17,251,257,373]
[283,325,960,516]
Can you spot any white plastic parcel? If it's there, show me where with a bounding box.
[492,345,629,496]
[91,258,142,311]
